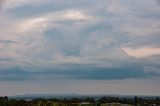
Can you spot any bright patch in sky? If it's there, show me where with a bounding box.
[122,47,160,58]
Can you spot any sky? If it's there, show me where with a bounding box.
[0,0,160,96]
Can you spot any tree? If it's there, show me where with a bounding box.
[8,99,17,106]
[0,96,8,106]
[98,96,108,103]
[134,96,138,106]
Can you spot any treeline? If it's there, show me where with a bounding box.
[98,96,160,106]
[0,96,160,106]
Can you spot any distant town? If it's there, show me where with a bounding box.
[0,94,160,106]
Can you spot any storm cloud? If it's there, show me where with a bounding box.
[0,0,160,96]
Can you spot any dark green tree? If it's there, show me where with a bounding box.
[134,96,138,106]
[0,96,8,106]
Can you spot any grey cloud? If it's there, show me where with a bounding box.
[0,57,13,61]
[0,62,159,81]
[156,0,160,6]
[0,40,15,45]
[0,0,5,10]
[123,34,160,48]
[0,0,160,81]
[0,67,29,81]
[0,0,160,97]
[0,0,4,6]
[6,0,95,18]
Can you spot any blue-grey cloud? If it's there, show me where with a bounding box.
[5,0,96,18]
[156,0,160,5]
[0,62,159,81]
[0,57,13,62]
[0,40,15,45]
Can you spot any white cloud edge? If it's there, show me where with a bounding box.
[122,47,160,58]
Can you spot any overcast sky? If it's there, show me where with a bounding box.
[0,0,160,96]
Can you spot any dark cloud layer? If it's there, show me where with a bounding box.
[0,63,159,81]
